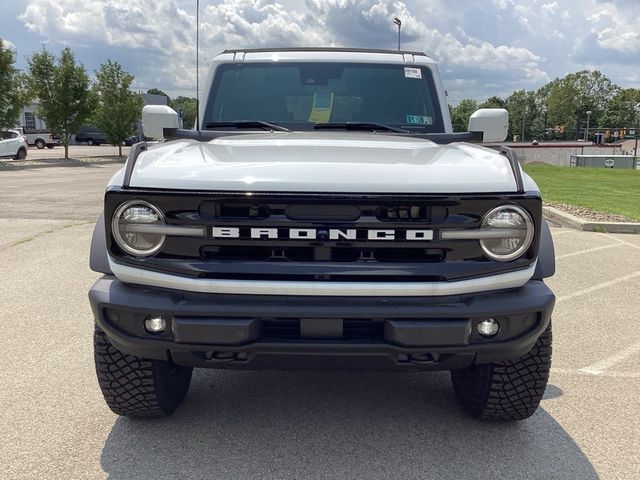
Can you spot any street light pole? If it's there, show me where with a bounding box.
[393,17,401,51]
[634,103,640,162]
[195,0,200,131]
[584,110,591,141]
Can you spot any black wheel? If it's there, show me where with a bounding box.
[35,139,45,149]
[94,326,193,418]
[451,322,552,421]
[14,147,27,160]
[87,138,94,146]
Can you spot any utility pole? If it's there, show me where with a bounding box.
[584,110,591,141]
[521,106,527,142]
[393,17,401,51]
[634,102,640,163]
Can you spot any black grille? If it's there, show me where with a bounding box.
[201,245,444,263]
[191,199,456,264]
[199,201,449,223]
[106,190,541,282]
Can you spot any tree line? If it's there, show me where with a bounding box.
[1,40,143,158]
[450,70,640,142]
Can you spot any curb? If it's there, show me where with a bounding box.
[0,157,125,170]
[543,206,640,234]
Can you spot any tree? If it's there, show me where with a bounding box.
[169,96,197,129]
[28,47,94,159]
[146,88,169,98]
[479,96,506,109]
[506,90,539,141]
[543,70,617,139]
[450,99,478,132]
[602,88,640,128]
[94,60,143,156]
[0,39,30,130]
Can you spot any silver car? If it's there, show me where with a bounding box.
[0,129,28,159]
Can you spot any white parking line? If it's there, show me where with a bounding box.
[556,271,640,303]
[601,233,640,251]
[578,341,640,375]
[551,368,640,379]
[555,243,622,260]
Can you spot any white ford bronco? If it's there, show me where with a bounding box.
[89,48,555,420]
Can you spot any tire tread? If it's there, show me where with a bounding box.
[94,326,192,418]
[451,323,552,421]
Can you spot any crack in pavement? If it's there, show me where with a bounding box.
[0,221,94,252]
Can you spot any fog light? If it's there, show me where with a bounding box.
[478,318,500,337]
[144,316,167,334]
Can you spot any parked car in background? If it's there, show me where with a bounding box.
[14,128,62,149]
[0,130,28,159]
[75,125,108,146]
[122,135,140,146]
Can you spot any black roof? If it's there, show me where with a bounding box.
[222,47,427,56]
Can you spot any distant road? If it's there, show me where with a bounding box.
[27,144,131,160]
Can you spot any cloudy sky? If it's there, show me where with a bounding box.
[1,0,639,102]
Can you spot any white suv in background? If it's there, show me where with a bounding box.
[0,129,28,159]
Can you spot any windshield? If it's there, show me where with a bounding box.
[204,62,444,133]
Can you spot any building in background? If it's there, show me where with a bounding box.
[17,102,48,130]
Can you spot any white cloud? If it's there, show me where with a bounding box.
[1,38,16,51]
[14,0,640,99]
[541,2,559,15]
[587,5,640,52]
[17,0,547,97]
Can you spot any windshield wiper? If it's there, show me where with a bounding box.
[313,122,410,134]
[203,121,290,132]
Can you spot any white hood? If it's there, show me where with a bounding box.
[124,132,518,194]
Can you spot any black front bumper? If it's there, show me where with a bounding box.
[89,276,554,372]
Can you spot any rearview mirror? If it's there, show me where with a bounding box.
[142,105,180,140]
[468,109,509,143]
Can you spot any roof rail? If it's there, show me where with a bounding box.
[221,47,427,56]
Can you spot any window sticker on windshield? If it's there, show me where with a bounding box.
[308,92,334,123]
[404,67,422,79]
[406,115,433,125]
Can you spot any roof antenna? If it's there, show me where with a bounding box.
[195,0,200,131]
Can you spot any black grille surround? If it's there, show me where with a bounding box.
[105,188,542,283]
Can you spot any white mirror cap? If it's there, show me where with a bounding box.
[142,105,180,140]
[468,108,509,143]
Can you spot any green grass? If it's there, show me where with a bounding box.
[523,164,640,221]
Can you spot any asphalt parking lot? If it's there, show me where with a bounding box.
[1,163,639,479]
[25,144,130,160]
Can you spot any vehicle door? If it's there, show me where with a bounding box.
[7,131,22,155]
[0,131,12,156]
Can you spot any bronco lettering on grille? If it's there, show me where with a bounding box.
[211,227,434,241]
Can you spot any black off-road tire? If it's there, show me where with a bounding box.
[35,139,45,149]
[94,326,193,418]
[451,322,552,421]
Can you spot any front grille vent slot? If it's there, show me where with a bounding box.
[261,319,385,341]
[201,246,444,263]
[199,202,270,220]
[376,205,448,222]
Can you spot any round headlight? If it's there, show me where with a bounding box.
[480,205,534,262]
[112,200,165,257]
